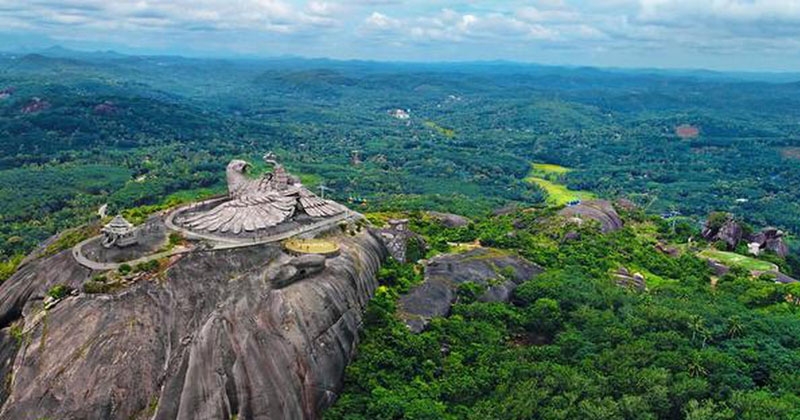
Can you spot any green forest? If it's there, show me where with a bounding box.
[327,209,800,419]
[2,50,800,418]
[2,52,800,273]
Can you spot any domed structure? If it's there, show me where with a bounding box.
[101,215,138,248]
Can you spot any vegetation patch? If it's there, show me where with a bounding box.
[123,187,220,225]
[698,249,778,272]
[83,274,123,294]
[0,254,23,284]
[423,121,456,138]
[525,163,595,206]
[46,284,72,300]
[526,177,596,206]
[329,209,800,419]
[44,224,99,257]
[530,162,572,178]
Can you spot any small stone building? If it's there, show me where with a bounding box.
[101,215,138,248]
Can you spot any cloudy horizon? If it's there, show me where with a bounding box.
[2,0,800,71]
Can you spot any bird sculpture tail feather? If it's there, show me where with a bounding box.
[299,192,344,218]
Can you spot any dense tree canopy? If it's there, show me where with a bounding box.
[2,54,800,268]
[327,210,800,419]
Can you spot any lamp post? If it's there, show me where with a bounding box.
[318,184,333,200]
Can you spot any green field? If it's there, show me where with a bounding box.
[525,162,595,205]
[699,249,778,272]
[531,162,572,176]
[423,121,456,138]
[527,178,597,205]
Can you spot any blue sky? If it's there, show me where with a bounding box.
[1,0,800,71]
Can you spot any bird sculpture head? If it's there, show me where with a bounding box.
[263,151,279,166]
[227,159,250,174]
[226,159,251,196]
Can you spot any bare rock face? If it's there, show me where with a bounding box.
[766,271,799,284]
[655,242,680,257]
[748,228,789,257]
[613,267,646,291]
[701,213,743,250]
[375,219,426,263]
[426,212,470,228]
[716,221,743,250]
[0,230,386,420]
[707,259,730,277]
[398,248,543,333]
[558,200,623,233]
[271,254,328,288]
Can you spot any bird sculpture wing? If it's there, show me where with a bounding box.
[182,192,297,234]
[229,173,274,198]
[297,188,345,218]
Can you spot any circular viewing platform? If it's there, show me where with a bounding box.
[283,238,341,257]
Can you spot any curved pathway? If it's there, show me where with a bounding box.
[71,237,195,271]
[73,201,361,271]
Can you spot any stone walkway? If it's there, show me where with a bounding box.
[72,201,360,271]
[72,238,194,271]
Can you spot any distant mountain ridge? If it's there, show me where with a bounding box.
[2,46,799,84]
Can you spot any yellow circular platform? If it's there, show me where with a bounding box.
[283,238,340,256]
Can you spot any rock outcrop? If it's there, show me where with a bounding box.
[613,267,646,291]
[375,219,426,263]
[0,229,386,420]
[398,248,543,333]
[748,227,789,257]
[558,200,623,233]
[766,271,799,284]
[701,213,743,250]
[426,212,470,228]
[707,259,730,277]
[655,242,680,257]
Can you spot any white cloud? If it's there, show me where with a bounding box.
[363,11,400,30]
[2,0,800,69]
[306,1,333,16]
[516,6,578,23]
[638,0,800,25]
[0,0,340,35]
[362,8,559,43]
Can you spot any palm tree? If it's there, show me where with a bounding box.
[687,353,708,378]
[687,315,710,348]
[726,315,744,338]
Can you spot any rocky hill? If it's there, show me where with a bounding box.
[0,228,385,420]
[399,248,543,333]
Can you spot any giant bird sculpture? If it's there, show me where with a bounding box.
[181,153,344,234]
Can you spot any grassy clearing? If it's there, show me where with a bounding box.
[631,266,676,288]
[698,249,778,272]
[527,177,596,206]
[423,121,456,138]
[365,212,408,227]
[532,163,572,176]
[526,162,595,205]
